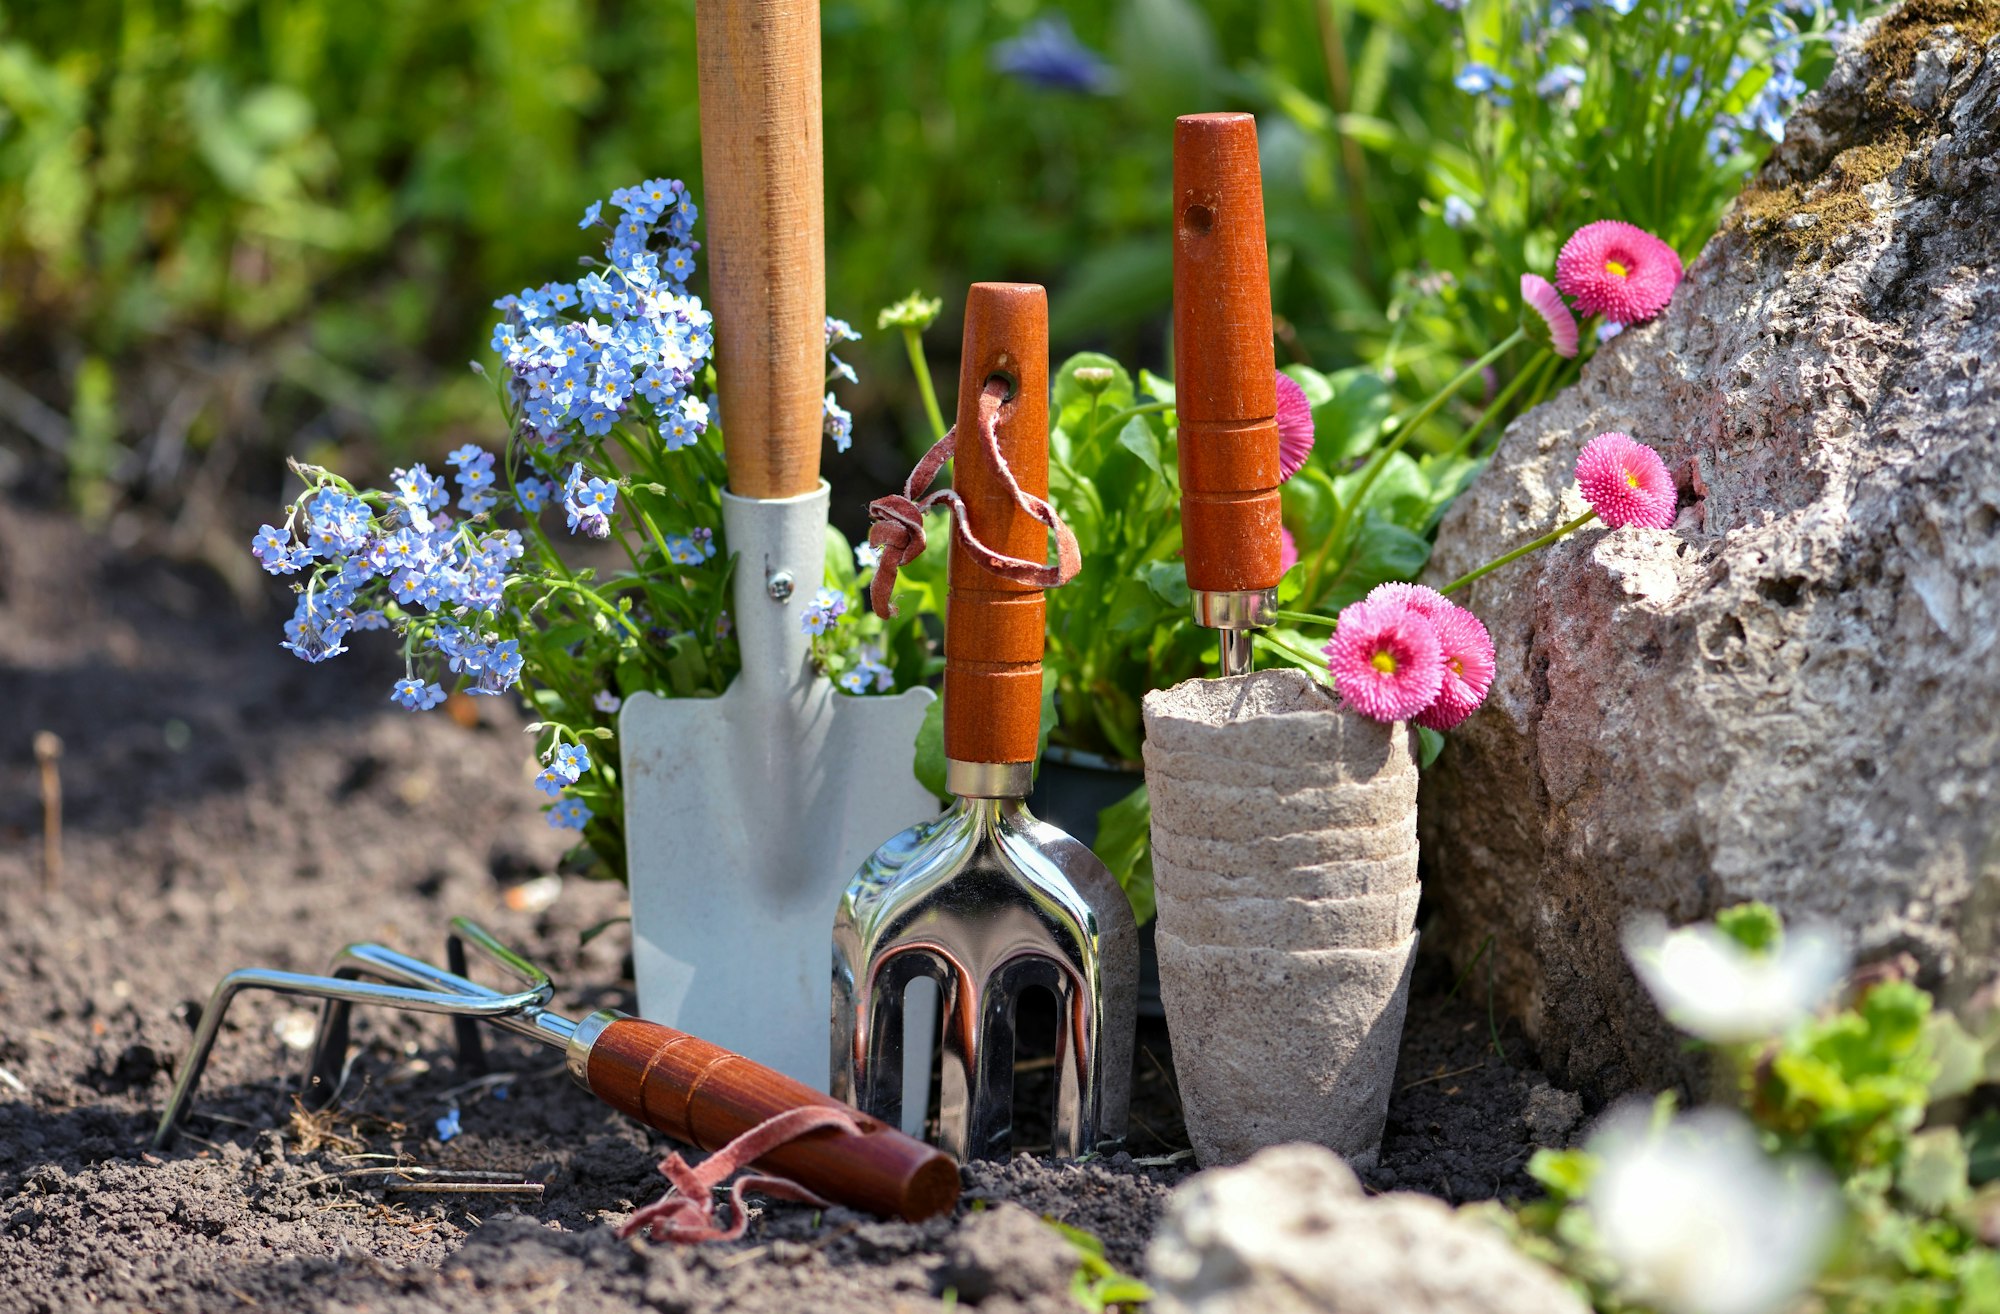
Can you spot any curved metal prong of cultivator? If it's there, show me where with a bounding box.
[153,918,560,1149]
[831,796,1135,1162]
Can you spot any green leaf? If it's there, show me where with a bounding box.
[1416,726,1445,768]
[823,523,857,591]
[1093,783,1155,925]
[1715,902,1783,954]
[1052,355,1137,437]
[1135,559,1190,609]
[1927,1013,1987,1101]
[913,696,946,802]
[1115,415,1166,482]
[1137,369,1176,406]
[1088,1276,1155,1305]
[1036,668,1060,768]
[1526,1148,1598,1203]
[1316,512,1431,611]
[1966,1110,2000,1186]
[1315,368,1393,467]
[1898,1127,1972,1213]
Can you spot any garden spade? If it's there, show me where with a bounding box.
[621,0,936,1114]
[1172,112,1285,673]
[831,283,1139,1160]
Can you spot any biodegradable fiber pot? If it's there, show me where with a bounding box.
[1142,668,1419,1169]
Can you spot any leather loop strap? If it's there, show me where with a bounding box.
[864,378,1080,619]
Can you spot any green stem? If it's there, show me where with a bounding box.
[902,326,947,442]
[1275,609,1340,629]
[1440,510,1598,596]
[1437,346,1551,465]
[1251,631,1332,671]
[1306,328,1527,602]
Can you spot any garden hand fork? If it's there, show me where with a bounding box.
[1173,113,1285,675]
[621,0,937,1119]
[831,283,1139,1161]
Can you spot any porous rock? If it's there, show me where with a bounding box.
[1146,1144,1588,1314]
[1420,6,2000,1094]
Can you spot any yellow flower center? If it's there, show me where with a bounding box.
[1605,258,1630,278]
[1371,650,1399,675]
[1625,471,1641,488]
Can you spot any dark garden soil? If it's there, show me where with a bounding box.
[0,501,1583,1313]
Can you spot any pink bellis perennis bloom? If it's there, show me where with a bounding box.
[1274,370,1316,480]
[1364,583,1497,731]
[1520,274,1579,358]
[1577,431,1677,529]
[1556,221,1684,324]
[1279,525,1299,575]
[1323,597,1445,723]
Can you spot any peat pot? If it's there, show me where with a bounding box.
[1141,668,1419,1169]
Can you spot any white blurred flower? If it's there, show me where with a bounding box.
[1587,1104,1837,1314]
[1624,914,1846,1044]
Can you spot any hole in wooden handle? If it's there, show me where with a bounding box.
[1181,203,1216,236]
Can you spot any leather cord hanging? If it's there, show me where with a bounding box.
[617,1104,861,1244]
[864,377,1080,619]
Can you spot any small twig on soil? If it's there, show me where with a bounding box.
[1129,1149,1197,1168]
[432,1071,518,1106]
[34,731,61,893]
[1397,1062,1486,1093]
[0,1066,26,1095]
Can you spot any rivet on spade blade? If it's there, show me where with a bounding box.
[766,569,794,603]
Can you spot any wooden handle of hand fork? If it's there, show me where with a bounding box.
[943,283,1049,772]
[695,0,826,500]
[1172,112,1284,595]
[586,1014,960,1222]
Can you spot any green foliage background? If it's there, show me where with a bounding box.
[0,0,1824,518]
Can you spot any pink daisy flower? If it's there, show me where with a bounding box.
[1555,221,1684,324]
[1413,605,1496,731]
[1279,525,1299,575]
[1520,274,1579,358]
[1323,598,1445,723]
[1576,431,1677,529]
[1364,583,1497,731]
[1275,370,1315,481]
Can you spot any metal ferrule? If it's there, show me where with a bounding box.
[565,1008,621,1089]
[945,759,1033,800]
[1190,587,1278,631]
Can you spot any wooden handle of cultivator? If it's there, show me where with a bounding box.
[1172,112,1284,595]
[586,1015,960,1222]
[943,283,1050,768]
[694,0,826,500]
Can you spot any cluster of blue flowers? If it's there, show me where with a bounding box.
[1450,0,1828,167]
[837,647,894,695]
[250,456,531,672]
[251,175,881,842]
[491,178,714,455]
[801,587,848,637]
[1706,16,1813,162]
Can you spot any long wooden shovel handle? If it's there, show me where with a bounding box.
[1172,112,1284,594]
[586,1014,960,1221]
[695,0,826,500]
[943,283,1049,768]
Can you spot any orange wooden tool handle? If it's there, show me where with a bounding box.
[1172,112,1284,595]
[585,1015,960,1222]
[943,283,1049,767]
[694,0,826,499]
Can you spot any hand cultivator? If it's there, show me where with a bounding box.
[155,918,959,1224]
[833,283,1139,1161]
